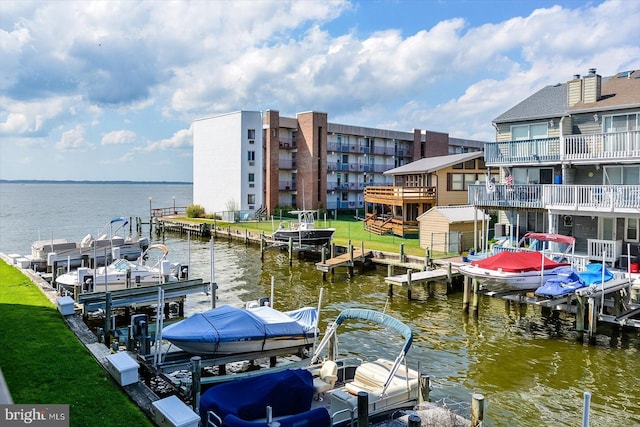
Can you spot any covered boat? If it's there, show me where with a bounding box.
[458,250,571,291]
[161,305,318,355]
[199,308,420,427]
[535,263,614,298]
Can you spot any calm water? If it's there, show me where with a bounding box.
[1,182,638,426]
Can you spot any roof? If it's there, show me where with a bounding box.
[493,70,640,123]
[383,151,484,176]
[417,205,489,223]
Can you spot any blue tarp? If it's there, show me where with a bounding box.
[199,369,314,423]
[162,305,317,347]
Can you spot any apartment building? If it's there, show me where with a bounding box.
[193,110,484,216]
[469,68,640,267]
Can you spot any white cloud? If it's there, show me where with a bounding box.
[101,129,137,145]
[55,125,92,151]
[144,127,193,152]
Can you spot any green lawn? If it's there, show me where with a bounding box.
[0,260,152,427]
[184,215,435,257]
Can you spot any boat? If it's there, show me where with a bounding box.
[161,304,319,355]
[458,250,572,292]
[272,210,335,246]
[199,308,420,427]
[27,217,149,271]
[534,263,614,298]
[55,244,186,293]
[459,232,576,292]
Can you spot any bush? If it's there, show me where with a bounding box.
[186,204,205,218]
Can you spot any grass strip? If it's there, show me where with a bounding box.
[0,260,152,427]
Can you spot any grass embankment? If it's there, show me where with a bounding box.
[182,216,437,257]
[0,260,152,427]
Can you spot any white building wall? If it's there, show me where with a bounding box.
[193,111,263,215]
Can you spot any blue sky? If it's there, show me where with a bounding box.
[1,0,638,182]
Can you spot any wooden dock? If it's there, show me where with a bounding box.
[315,247,372,278]
[384,261,463,300]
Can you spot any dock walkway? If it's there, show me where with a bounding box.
[315,248,372,273]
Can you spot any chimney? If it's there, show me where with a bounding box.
[567,73,583,106]
[583,68,601,103]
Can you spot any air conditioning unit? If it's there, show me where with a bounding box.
[249,140,255,144]
[249,161,255,166]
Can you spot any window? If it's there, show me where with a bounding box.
[248,151,255,161]
[626,218,639,242]
[464,160,476,169]
[247,194,255,205]
[248,129,255,139]
[248,173,255,182]
[511,123,548,140]
[447,173,496,191]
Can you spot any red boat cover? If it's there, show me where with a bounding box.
[470,251,570,273]
[523,232,575,245]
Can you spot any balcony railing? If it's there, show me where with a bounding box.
[278,137,296,149]
[278,159,296,169]
[485,130,640,166]
[279,181,295,191]
[364,186,437,203]
[469,184,640,214]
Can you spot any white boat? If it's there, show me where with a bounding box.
[459,232,576,292]
[272,210,335,246]
[55,244,186,294]
[28,217,149,271]
[200,308,420,427]
[161,303,319,356]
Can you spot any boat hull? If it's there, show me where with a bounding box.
[458,264,569,292]
[165,333,317,355]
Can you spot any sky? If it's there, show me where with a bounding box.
[1,0,639,182]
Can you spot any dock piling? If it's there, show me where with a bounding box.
[463,276,470,313]
[407,269,413,300]
[419,374,430,403]
[357,392,369,427]
[191,356,202,413]
[471,393,485,427]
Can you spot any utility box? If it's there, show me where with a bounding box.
[56,296,75,316]
[105,352,139,386]
[151,395,200,427]
[16,257,30,269]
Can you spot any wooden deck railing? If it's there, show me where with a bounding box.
[364,186,437,204]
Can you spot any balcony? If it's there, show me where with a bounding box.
[278,159,296,170]
[469,183,640,214]
[484,130,640,166]
[364,186,437,205]
[279,181,296,191]
[278,137,296,149]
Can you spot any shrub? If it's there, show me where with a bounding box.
[186,204,205,218]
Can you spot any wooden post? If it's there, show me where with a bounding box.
[400,243,405,263]
[419,374,430,403]
[191,356,202,413]
[245,229,248,244]
[288,237,293,266]
[471,393,485,427]
[472,278,479,314]
[357,392,369,427]
[322,246,327,281]
[446,262,452,285]
[348,241,354,277]
[463,276,470,313]
[104,292,112,348]
[407,269,413,300]
[260,233,264,261]
[588,297,597,345]
[388,264,394,277]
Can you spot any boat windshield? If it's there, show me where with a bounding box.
[110,259,134,271]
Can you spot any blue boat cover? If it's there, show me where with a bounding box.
[535,264,614,297]
[224,407,330,427]
[162,305,317,348]
[199,369,314,423]
[535,267,585,297]
[578,263,614,286]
